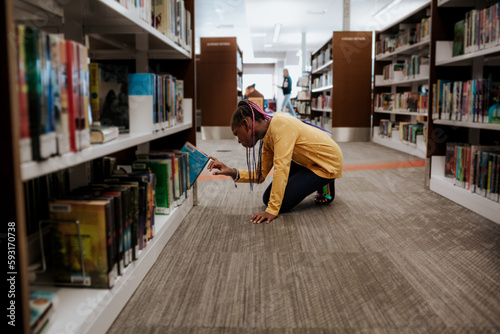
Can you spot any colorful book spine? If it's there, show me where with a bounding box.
[16,25,32,163]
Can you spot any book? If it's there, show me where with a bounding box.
[181,141,210,187]
[30,290,56,334]
[176,79,184,123]
[454,19,465,56]
[24,26,56,160]
[50,34,71,155]
[103,179,140,260]
[154,0,172,38]
[91,63,130,133]
[109,174,152,250]
[90,126,119,144]
[16,25,32,163]
[47,199,117,288]
[133,159,172,215]
[76,45,91,146]
[65,40,80,152]
[41,31,58,157]
[129,73,155,133]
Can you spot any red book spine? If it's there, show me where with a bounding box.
[65,40,79,152]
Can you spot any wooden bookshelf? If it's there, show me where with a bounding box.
[427,0,500,224]
[199,37,243,139]
[5,0,197,332]
[310,31,372,142]
[372,2,431,158]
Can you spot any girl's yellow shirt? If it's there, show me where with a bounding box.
[237,111,343,215]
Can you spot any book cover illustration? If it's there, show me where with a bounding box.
[133,159,172,215]
[181,141,210,187]
[96,64,130,133]
[47,199,116,288]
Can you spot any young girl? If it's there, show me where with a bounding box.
[207,100,343,224]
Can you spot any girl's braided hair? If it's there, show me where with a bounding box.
[231,100,272,190]
[231,100,271,127]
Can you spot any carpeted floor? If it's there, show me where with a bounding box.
[107,139,500,334]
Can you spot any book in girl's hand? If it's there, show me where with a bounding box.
[181,141,210,187]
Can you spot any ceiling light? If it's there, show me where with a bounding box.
[307,9,327,15]
[264,44,273,48]
[272,24,281,44]
[216,24,234,29]
[251,33,266,37]
[372,0,402,18]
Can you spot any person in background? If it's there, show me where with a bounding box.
[207,100,343,224]
[277,68,297,117]
[244,83,264,99]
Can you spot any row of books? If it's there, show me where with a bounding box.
[309,116,332,133]
[311,94,332,110]
[380,59,428,82]
[26,160,156,288]
[16,25,187,163]
[375,17,431,55]
[26,142,205,288]
[445,143,500,202]
[400,121,425,146]
[378,119,394,138]
[118,0,192,52]
[378,120,425,145]
[312,70,332,89]
[452,3,500,57]
[16,25,91,163]
[311,44,332,71]
[293,101,311,114]
[374,92,428,114]
[401,55,430,79]
[431,77,500,124]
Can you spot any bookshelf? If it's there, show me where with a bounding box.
[4,0,197,332]
[199,37,243,140]
[372,2,432,159]
[427,0,500,224]
[311,31,372,142]
[292,71,311,116]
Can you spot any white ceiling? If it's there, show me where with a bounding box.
[195,0,430,64]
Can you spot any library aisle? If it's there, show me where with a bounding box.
[107,139,500,333]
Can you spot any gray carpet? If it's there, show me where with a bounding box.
[107,140,500,334]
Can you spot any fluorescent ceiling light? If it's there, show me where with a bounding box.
[251,33,266,37]
[272,23,281,44]
[372,0,402,18]
[264,44,273,48]
[307,9,327,15]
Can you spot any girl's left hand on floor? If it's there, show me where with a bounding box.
[250,212,276,224]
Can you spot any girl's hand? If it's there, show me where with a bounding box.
[250,211,277,224]
[207,156,237,178]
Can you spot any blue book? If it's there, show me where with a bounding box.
[181,141,210,187]
[129,73,155,124]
